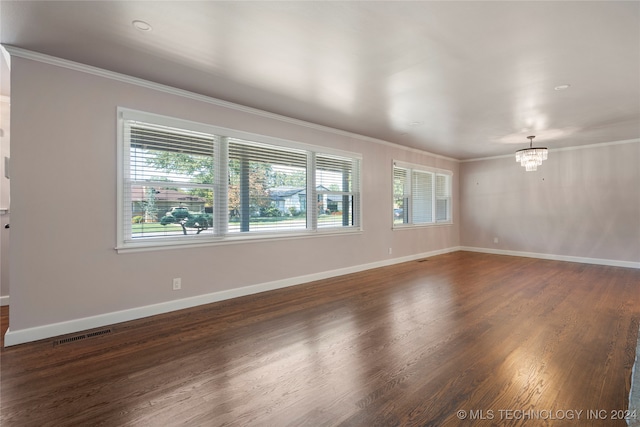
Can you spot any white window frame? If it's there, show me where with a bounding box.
[392,160,453,228]
[117,108,362,252]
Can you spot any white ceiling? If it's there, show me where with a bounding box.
[1,1,638,159]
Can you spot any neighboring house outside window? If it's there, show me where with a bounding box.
[269,185,331,216]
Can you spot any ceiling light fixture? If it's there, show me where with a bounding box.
[554,84,570,91]
[132,20,152,32]
[515,135,548,171]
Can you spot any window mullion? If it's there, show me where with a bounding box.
[407,169,413,224]
[308,152,317,230]
[238,147,250,233]
[121,118,132,244]
[351,158,360,227]
[431,172,436,224]
[215,136,228,236]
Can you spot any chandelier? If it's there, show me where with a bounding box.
[515,136,548,171]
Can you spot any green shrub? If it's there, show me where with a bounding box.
[170,207,190,220]
[132,216,144,224]
[184,214,209,230]
[260,206,282,217]
[160,215,176,225]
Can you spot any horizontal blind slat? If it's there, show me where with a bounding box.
[228,139,307,167]
[127,119,215,185]
[129,122,215,156]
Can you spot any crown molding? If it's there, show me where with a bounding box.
[1,44,458,163]
[461,138,640,163]
[3,44,636,164]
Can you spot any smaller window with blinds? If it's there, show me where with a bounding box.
[316,154,360,229]
[392,161,452,227]
[118,108,362,250]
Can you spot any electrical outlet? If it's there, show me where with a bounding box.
[172,278,182,290]
[493,237,499,244]
[388,247,393,255]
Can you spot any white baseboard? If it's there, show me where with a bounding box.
[3,246,459,347]
[460,246,640,269]
[4,246,636,347]
[0,295,9,306]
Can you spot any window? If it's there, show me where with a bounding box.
[393,161,452,227]
[125,120,216,240]
[118,109,361,250]
[227,138,308,233]
[435,173,452,222]
[316,154,359,228]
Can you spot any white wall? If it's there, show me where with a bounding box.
[6,53,460,344]
[1,96,9,303]
[460,141,640,265]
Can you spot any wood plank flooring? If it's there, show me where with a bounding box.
[1,251,639,426]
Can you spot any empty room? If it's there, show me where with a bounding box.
[1,1,639,426]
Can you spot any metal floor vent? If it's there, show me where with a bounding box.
[54,328,113,346]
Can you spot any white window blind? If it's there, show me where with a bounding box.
[412,171,433,224]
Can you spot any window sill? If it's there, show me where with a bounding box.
[392,222,453,231]
[116,228,363,254]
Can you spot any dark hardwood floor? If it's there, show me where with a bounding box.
[1,251,639,426]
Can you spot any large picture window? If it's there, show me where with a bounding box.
[393,161,452,227]
[118,109,361,250]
